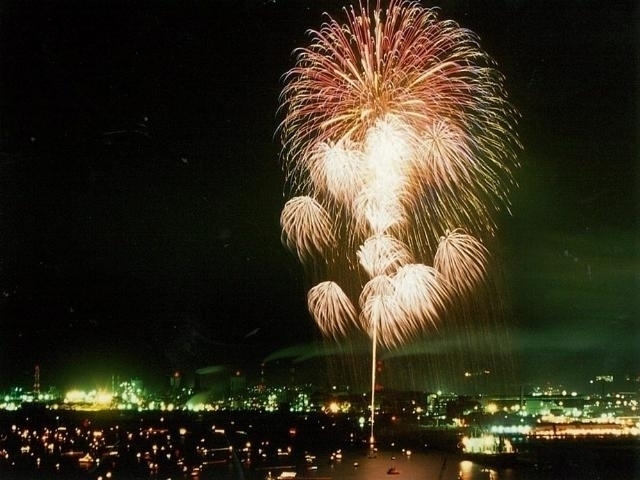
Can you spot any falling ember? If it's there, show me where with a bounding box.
[309,140,365,207]
[357,234,413,278]
[280,195,336,264]
[359,275,410,349]
[434,229,490,298]
[358,274,395,312]
[393,263,448,329]
[308,281,357,339]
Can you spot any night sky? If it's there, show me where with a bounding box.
[1,1,637,393]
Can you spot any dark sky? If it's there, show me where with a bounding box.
[0,0,637,393]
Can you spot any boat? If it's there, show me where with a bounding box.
[265,471,297,479]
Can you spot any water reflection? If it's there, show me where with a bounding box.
[0,409,637,479]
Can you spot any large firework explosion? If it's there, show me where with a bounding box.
[279,0,519,341]
[277,0,520,423]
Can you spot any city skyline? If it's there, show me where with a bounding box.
[2,356,637,400]
[1,1,637,393]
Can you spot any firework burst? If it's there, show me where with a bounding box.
[278,0,520,445]
[278,0,519,350]
[279,1,519,244]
